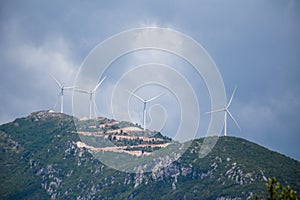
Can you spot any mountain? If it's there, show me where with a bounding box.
[0,110,299,200]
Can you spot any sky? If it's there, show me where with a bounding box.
[0,1,299,161]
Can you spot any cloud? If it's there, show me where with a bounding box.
[0,20,77,123]
[234,88,300,160]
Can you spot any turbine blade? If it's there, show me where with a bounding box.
[227,110,241,130]
[205,108,225,114]
[53,93,60,111]
[48,73,62,88]
[93,76,106,93]
[73,89,89,94]
[146,93,164,103]
[127,90,144,102]
[64,86,75,90]
[227,86,237,108]
[92,83,101,93]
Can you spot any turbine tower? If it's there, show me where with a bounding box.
[74,77,106,119]
[128,90,163,132]
[49,73,74,113]
[206,87,241,136]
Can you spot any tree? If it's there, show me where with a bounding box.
[255,177,299,200]
[108,134,112,141]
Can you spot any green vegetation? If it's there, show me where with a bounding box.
[255,177,300,200]
[150,131,172,141]
[124,146,161,152]
[0,111,299,199]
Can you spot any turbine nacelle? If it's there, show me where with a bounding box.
[127,89,164,132]
[49,73,74,113]
[206,87,241,136]
[73,76,106,119]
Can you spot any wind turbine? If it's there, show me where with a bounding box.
[128,90,164,132]
[74,77,106,119]
[206,87,241,136]
[49,73,74,113]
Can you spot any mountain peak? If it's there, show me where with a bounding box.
[28,110,71,121]
[0,111,299,199]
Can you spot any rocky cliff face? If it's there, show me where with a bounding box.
[0,111,299,199]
